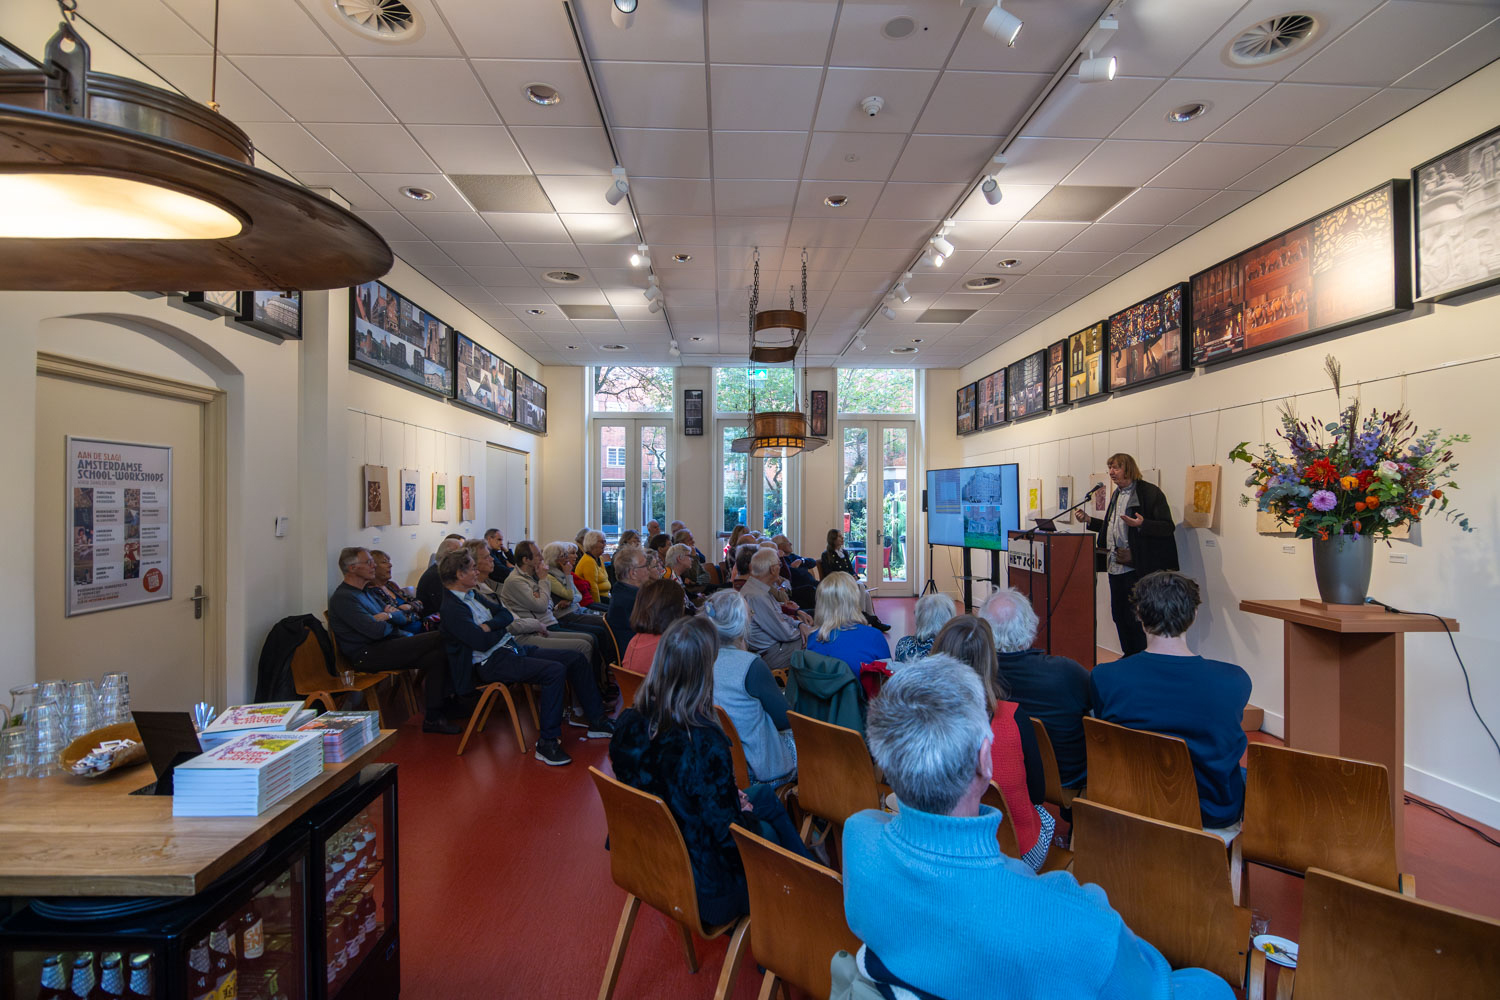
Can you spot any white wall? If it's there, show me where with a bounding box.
[928,60,1500,828]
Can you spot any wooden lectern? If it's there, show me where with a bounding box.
[1007,530,1097,669]
[1240,598,1459,861]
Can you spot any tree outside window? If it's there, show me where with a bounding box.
[715,367,797,412]
[837,368,916,413]
[593,366,674,412]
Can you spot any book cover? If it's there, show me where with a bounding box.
[202,701,307,734]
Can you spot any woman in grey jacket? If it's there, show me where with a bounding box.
[702,589,797,784]
[500,541,597,665]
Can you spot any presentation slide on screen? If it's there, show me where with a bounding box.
[926,464,1020,550]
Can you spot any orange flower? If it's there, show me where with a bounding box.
[1365,496,1380,507]
[1433,489,1444,499]
[1407,507,1421,516]
[1339,475,1359,491]
[1354,501,1366,511]
[1351,521,1362,533]
[1318,530,1330,540]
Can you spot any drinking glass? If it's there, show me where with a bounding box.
[26,700,66,778]
[37,680,65,707]
[0,727,26,779]
[99,672,131,725]
[62,680,99,742]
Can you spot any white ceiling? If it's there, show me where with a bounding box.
[65,0,1500,369]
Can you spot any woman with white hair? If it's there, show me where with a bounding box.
[703,590,796,784]
[806,572,891,678]
[894,593,955,664]
[574,528,612,604]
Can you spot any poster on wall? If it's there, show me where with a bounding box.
[810,390,829,437]
[1183,464,1221,529]
[236,291,302,339]
[976,369,1007,430]
[1414,125,1500,301]
[1067,321,1107,402]
[454,332,516,421]
[956,382,977,435]
[515,372,548,434]
[1087,473,1110,516]
[350,280,456,398]
[1045,341,1067,409]
[363,465,391,528]
[460,475,476,522]
[1107,284,1188,391]
[1056,475,1074,514]
[183,290,240,318]
[399,468,420,526]
[431,473,450,523]
[66,437,172,617]
[1025,478,1044,519]
[1191,180,1410,365]
[684,389,705,437]
[1007,350,1047,421]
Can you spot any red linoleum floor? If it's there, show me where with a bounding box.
[376,597,1500,999]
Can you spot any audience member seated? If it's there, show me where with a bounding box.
[703,590,796,785]
[933,616,1054,872]
[647,532,672,569]
[608,617,811,927]
[742,547,811,672]
[672,523,709,568]
[773,534,818,590]
[575,529,612,605]
[429,532,466,566]
[542,541,590,612]
[328,547,458,734]
[617,529,640,552]
[416,536,467,614]
[982,587,1092,791]
[483,528,515,585]
[462,540,503,600]
[843,655,1234,999]
[806,572,890,678]
[605,545,653,659]
[725,524,750,560]
[818,528,889,631]
[663,543,701,609]
[500,541,606,669]
[645,519,662,540]
[620,578,687,675]
[893,592,955,663]
[369,549,424,626]
[1090,571,1252,831]
[437,549,613,766]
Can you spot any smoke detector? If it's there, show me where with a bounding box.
[326,0,425,43]
[1225,14,1318,67]
[882,17,917,39]
[860,96,884,118]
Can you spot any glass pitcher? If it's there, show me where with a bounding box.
[5,683,38,729]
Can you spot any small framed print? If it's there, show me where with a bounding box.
[684,389,705,436]
[236,290,302,339]
[184,290,241,317]
[810,390,828,437]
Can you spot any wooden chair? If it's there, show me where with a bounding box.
[1072,799,1251,989]
[588,767,750,1000]
[980,782,1073,874]
[1081,716,1202,829]
[715,707,751,790]
[455,680,540,757]
[1240,742,1413,898]
[730,823,860,1000]
[1248,867,1500,999]
[613,665,648,709]
[289,627,389,717]
[1031,718,1080,810]
[786,712,883,863]
[321,612,418,721]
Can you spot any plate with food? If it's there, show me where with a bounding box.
[1253,934,1298,968]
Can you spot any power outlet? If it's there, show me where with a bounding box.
[1282,545,1296,554]
[1204,538,1217,548]
[1389,553,1408,564]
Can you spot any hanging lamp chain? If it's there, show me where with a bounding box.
[208,0,222,113]
[56,0,78,19]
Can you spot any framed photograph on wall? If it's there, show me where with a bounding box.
[399,468,420,526]
[454,331,516,421]
[1414,125,1500,301]
[515,372,548,434]
[956,382,977,435]
[684,389,705,436]
[1067,321,1107,403]
[183,290,241,318]
[975,369,1007,430]
[362,465,391,529]
[1006,350,1047,421]
[235,290,302,339]
[809,390,828,437]
[349,280,456,398]
[1191,179,1411,365]
[1106,283,1189,391]
[1045,340,1067,409]
[431,473,450,523]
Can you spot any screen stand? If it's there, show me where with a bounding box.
[961,547,973,613]
[921,543,939,596]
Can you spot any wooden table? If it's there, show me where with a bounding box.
[0,730,396,897]
[1240,599,1458,860]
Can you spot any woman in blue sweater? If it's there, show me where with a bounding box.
[806,572,891,677]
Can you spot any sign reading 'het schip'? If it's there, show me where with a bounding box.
[1006,538,1046,574]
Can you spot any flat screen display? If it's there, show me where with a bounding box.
[516,371,548,434]
[455,331,516,421]
[926,464,1021,551]
[1007,350,1047,421]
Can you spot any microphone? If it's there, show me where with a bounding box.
[1084,482,1104,497]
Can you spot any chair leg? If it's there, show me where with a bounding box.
[677,923,699,974]
[495,687,527,754]
[798,814,813,843]
[1229,835,1244,906]
[477,688,501,734]
[400,671,420,714]
[712,917,751,1000]
[525,683,541,730]
[597,894,640,1000]
[1274,966,1296,1000]
[755,971,778,1000]
[364,682,387,726]
[456,688,496,757]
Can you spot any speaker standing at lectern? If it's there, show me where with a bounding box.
[1073,453,1179,656]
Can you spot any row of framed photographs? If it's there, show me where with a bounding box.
[350,279,548,435]
[180,289,303,339]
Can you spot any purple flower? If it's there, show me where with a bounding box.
[1310,490,1338,512]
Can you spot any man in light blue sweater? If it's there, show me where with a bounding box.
[842,655,1233,999]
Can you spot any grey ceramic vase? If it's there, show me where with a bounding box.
[1311,534,1375,605]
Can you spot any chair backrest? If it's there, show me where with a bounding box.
[1071,799,1250,986]
[1031,717,1069,806]
[290,626,336,695]
[1241,742,1398,890]
[587,766,705,932]
[978,781,1022,858]
[1082,716,1201,828]
[715,706,751,789]
[1295,867,1500,996]
[731,823,860,999]
[613,665,648,709]
[320,611,356,669]
[787,711,882,827]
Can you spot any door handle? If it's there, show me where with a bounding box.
[191,585,207,620]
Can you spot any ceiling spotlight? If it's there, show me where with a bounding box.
[930,235,955,258]
[922,247,944,268]
[524,84,562,106]
[1079,53,1117,83]
[1167,102,1209,123]
[672,253,693,262]
[893,282,911,303]
[669,340,681,356]
[612,0,637,28]
[648,298,663,314]
[526,308,545,315]
[980,176,1002,205]
[981,3,1023,46]
[605,165,629,206]
[854,328,868,351]
[880,305,897,321]
[996,258,1020,268]
[629,243,650,267]
[643,283,662,302]
[824,194,849,208]
[400,186,434,201]
[690,335,704,341]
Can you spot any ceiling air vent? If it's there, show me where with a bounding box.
[1225,14,1318,67]
[560,304,618,320]
[964,276,1005,291]
[543,270,582,284]
[448,175,555,213]
[916,308,977,324]
[600,344,629,352]
[327,0,425,43]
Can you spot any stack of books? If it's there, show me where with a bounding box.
[297,711,380,763]
[172,731,327,817]
[199,701,317,751]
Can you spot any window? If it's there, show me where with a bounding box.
[592,366,674,413]
[715,366,796,412]
[604,446,626,468]
[837,368,916,414]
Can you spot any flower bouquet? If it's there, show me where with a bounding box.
[1228,356,1470,541]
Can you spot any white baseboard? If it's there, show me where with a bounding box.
[1405,764,1500,832]
[1258,709,1284,740]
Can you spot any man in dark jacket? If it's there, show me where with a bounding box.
[606,545,653,660]
[416,536,467,614]
[1074,452,1179,656]
[484,528,515,585]
[436,548,613,766]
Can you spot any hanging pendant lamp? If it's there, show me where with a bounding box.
[0,6,392,292]
[731,248,827,459]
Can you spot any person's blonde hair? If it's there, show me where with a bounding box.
[932,615,1000,716]
[1106,452,1143,482]
[637,617,721,738]
[813,571,866,642]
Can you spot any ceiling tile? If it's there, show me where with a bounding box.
[1061,224,1159,254]
[231,57,394,122]
[572,0,705,59]
[614,129,712,178]
[915,71,1049,137]
[997,221,1089,252]
[414,264,478,286]
[179,0,337,56]
[1019,76,1165,140]
[715,181,798,218]
[712,132,811,181]
[405,125,529,173]
[1172,189,1258,228]
[1029,250,1119,276]
[1064,138,1194,187]
[79,0,212,56]
[140,54,290,123]
[858,219,950,248]
[1288,1,1495,87]
[828,2,971,70]
[1173,0,1384,82]
[1145,142,1283,189]
[306,0,463,57]
[630,178,715,216]
[481,213,571,242]
[357,211,427,242]
[439,242,523,267]
[508,244,587,267]
[509,126,616,174]
[794,181,887,219]
[1129,225,1195,255]
[948,0,1102,74]
[559,214,641,244]
[802,131,908,181]
[1397,17,1500,89]
[387,241,456,267]
[1093,252,1153,277]
[1099,187,1215,225]
[536,175,632,215]
[408,211,497,242]
[1230,146,1336,192]
[1103,0,1249,79]
[783,217,864,246]
[711,65,825,131]
[1206,83,1378,145]
[871,181,968,220]
[1300,89,1434,148]
[470,60,602,127]
[945,220,1014,251]
[305,123,437,172]
[351,57,499,125]
[815,67,941,133]
[358,172,465,212]
[891,134,999,183]
[639,216,718,244]
[951,183,1052,221]
[243,123,345,173]
[1110,79,1273,141]
[705,0,841,64]
[594,62,708,128]
[988,136,1099,185]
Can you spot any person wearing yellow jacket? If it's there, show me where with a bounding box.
[575,529,612,604]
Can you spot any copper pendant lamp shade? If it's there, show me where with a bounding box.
[731,247,827,458]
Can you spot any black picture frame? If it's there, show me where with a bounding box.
[684,389,705,436]
[809,390,828,437]
[1066,321,1107,403]
[956,382,977,435]
[1106,283,1190,392]
[235,290,302,339]
[1191,179,1411,366]
[349,280,455,399]
[453,330,516,422]
[183,290,241,318]
[1413,125,1500,302]
[1045,340,1067,409]
[515,371,548,435]
[1006,349,1048,422]
[975,368,1007,430]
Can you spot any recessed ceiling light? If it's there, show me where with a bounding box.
[890,346,919,355]
[690,336,704,341]
[543,270,582,283]
[1166,102,1209,123]
[524,83,562,106]
[844,153,860,163]
[526,308,545,315]
[601,343,628,351]
[673,253,693,263]
[965,276,1004,290]
[567,345,578,350]
[882,16,917,39]
[996,258,1020,269]
[824,194,849,208]
[912,338,924,343]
